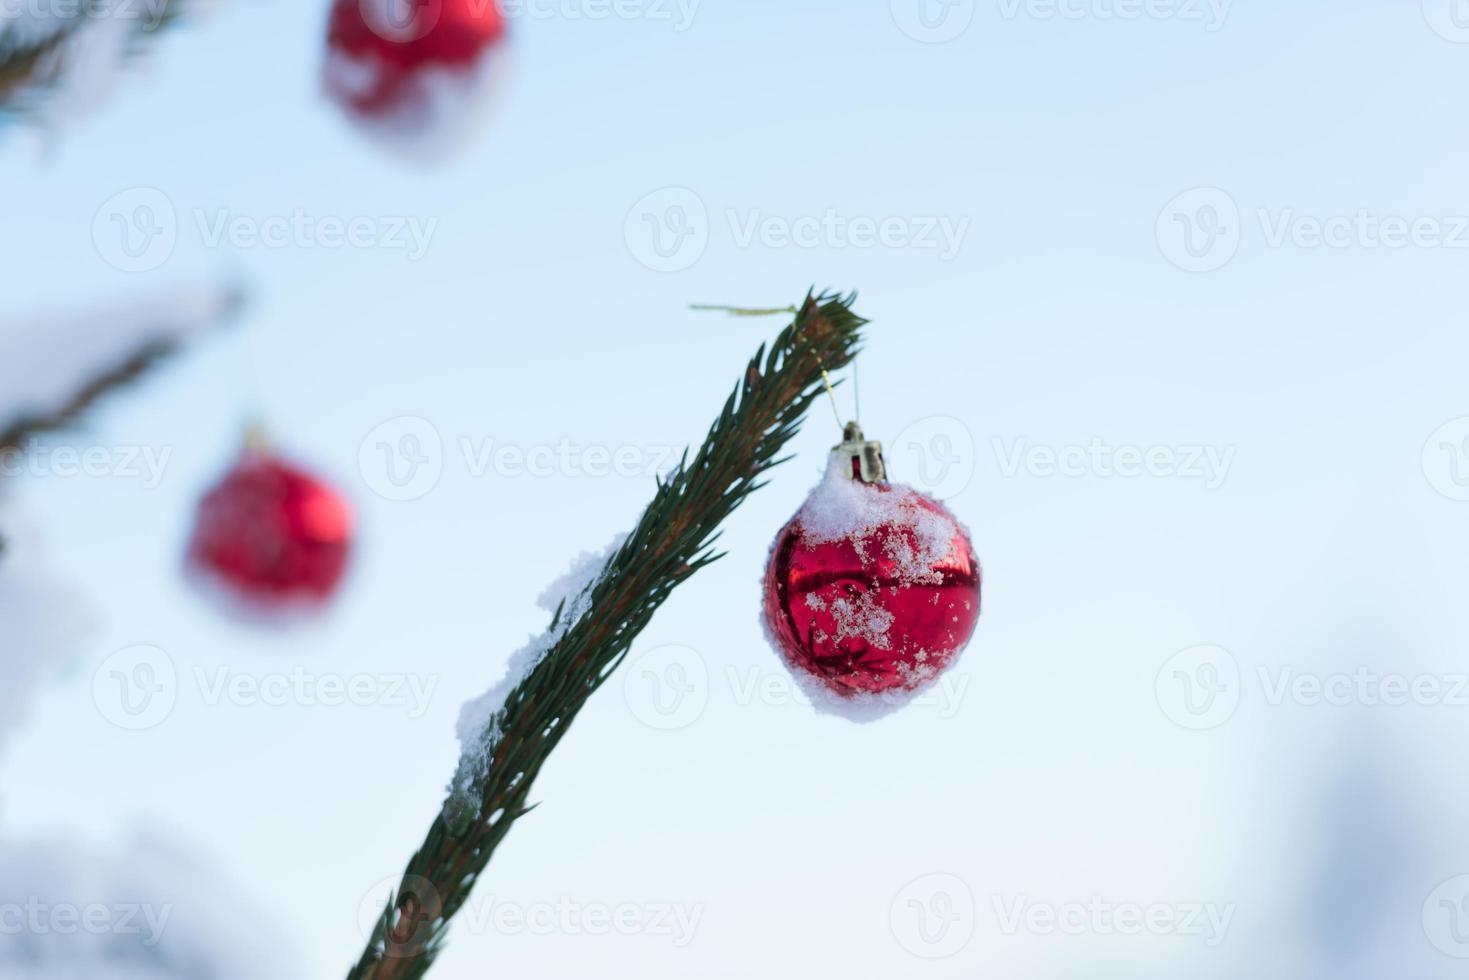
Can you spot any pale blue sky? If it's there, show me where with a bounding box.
[4,2,1469,977]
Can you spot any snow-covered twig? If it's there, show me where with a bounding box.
[0,0,201,127]
[346,291,867,980]
[0,278,241,763]
[0,833,298,978]
[0,278,243,453]
[0,504,91,771]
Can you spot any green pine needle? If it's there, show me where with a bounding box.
[345,290,867,980]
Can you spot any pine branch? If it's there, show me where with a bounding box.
[0,33,61,109]
[0,2,190,121]
[0,282,244,455]
[345,290,867,980]
[1,339,174,454]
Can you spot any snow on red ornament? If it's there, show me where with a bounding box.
[762,423,980,717]
[323,0,509,161]
[187,440,354,608]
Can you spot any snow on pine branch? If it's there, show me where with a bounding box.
[0,833,299,979]
[0,278,237,765]
[0,504,92,769]
[0,0,201,125]
[450,534,627,812]
[0,278,242,451]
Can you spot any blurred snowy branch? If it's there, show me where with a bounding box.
[0,833,298,978]
[0,0,205,126]
[0,277,243,452]
[0,277,241,767]
[0,504,90,767]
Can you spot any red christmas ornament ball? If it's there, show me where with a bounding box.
[324,0,509,157]
[762,429,980,703]
[188,448,354,605]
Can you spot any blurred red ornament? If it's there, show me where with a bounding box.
[323,0,509,160]
[188,443,354,607]
[762,425,980,703]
